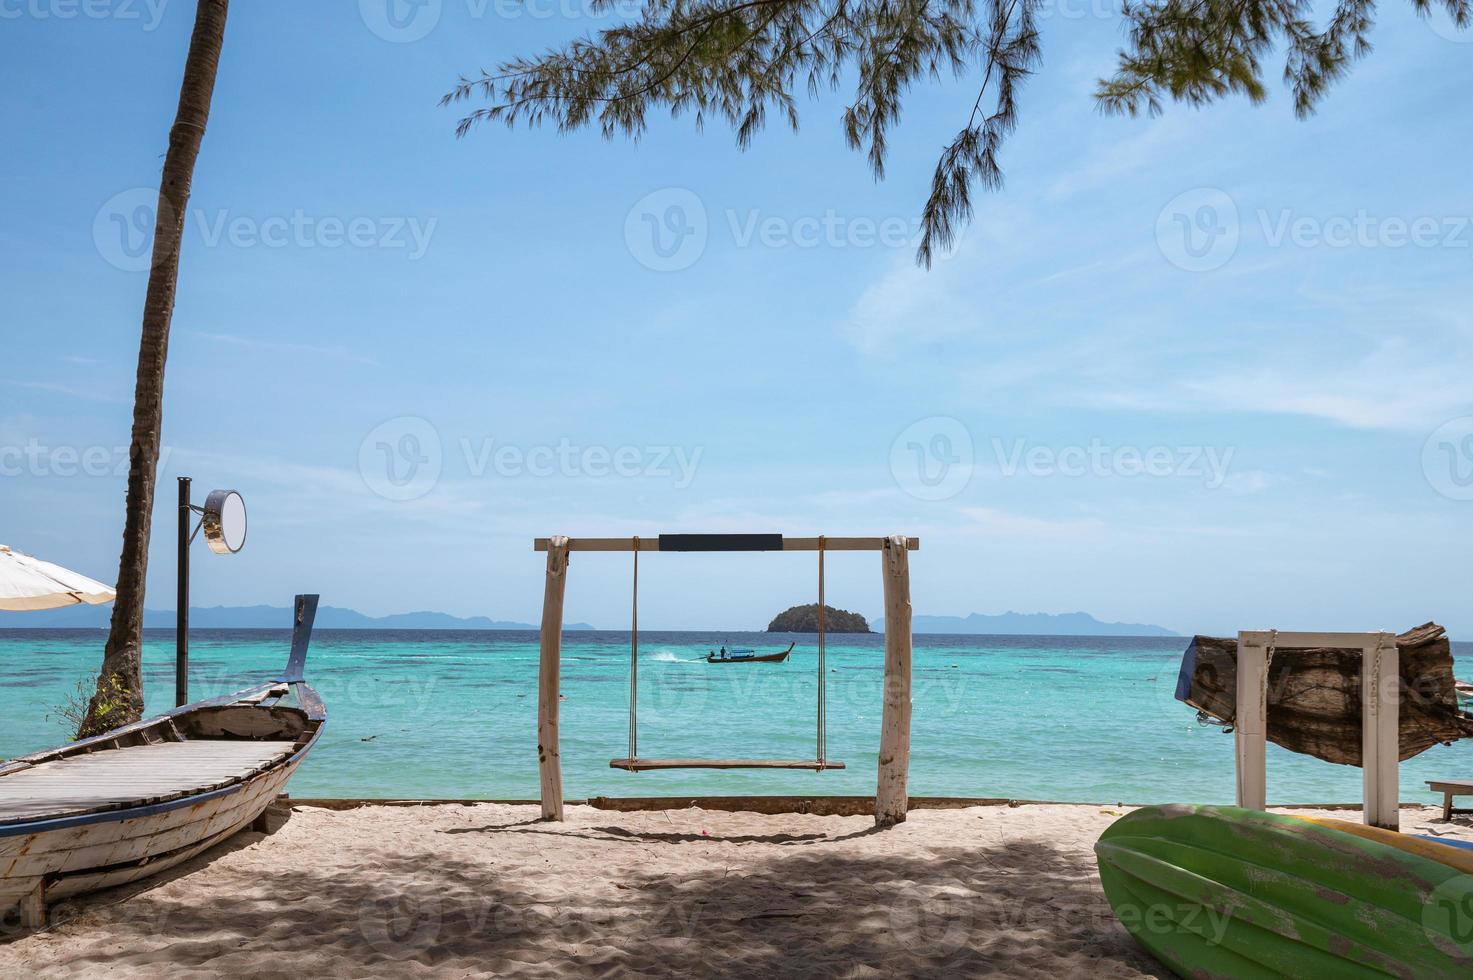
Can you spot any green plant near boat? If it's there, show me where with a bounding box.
[55,674,133,740]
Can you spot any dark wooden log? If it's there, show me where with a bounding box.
[1176,623,1473,766]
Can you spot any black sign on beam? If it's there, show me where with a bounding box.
[658,534,785,552]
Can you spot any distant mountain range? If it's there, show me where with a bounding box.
[3,604,1173,636]
[874,611,1178,637]
[0,604,595,631]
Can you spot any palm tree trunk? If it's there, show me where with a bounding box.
[79,0,230,739]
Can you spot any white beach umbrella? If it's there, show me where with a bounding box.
[0,544,116,611]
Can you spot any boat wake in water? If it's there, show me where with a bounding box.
[647,650,702,663]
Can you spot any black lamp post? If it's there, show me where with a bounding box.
[177,477,247,705]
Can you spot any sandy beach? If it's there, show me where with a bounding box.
[0,801,1466,978]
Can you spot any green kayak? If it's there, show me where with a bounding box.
[1095,804,1473,978]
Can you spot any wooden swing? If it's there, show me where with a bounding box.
[534,533,918,827]
[608,535,844,772]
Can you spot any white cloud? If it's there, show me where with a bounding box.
[1218,469,1272,494]
[954,505,1104,538]
[1045,114,1193,202]
[165,447,488,526]
[1080,341,1473,432]
[1,379,123,404]
[191,331,378,366]
[839,251,977,354]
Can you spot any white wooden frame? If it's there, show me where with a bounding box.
[1235,630,1400,829]
[533,533,916,828]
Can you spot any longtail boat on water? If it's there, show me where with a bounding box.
[0,595,326,928]
[706,642,795,664]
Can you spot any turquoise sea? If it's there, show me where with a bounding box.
[0,630,1467,806]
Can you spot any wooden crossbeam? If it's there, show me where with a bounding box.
[534,535,919,552]
[609,758,847,771]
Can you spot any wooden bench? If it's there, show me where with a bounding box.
[1427,780,1473,820]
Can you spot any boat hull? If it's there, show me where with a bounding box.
[0,747,307,915]
[1095,804,1473,979]
[707,642,795,664]
[0,594,325,928]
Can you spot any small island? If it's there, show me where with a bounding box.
[767,604,871,633]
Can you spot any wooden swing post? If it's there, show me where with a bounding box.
[876,534,913,828]
[537,535,570,821]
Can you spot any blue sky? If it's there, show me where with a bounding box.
[2,2,1472,635]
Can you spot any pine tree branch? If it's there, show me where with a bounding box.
[447,0,1468,267]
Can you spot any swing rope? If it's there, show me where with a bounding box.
[629,535,639,764]
[611,533,844,772]
[817,535,827,765]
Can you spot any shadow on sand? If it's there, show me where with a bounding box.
[1,817,1170,978]
[446,818,859,846]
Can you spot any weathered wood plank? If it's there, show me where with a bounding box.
[0,742,296,825]
[534,536,920,552]
[181,706,306,738]
[2,764,297,878]
[251,796,290,833]
[17,880,44,930]
[46,815,251,902]
[1364,635,1400,830]
[1181,623,1472,765]
[0,877,43,924]
[292,683,327,721]
[57,767,290,855]
[1234,635,1269,812]
[538,536,569,822]
[279,594,319,684]
[609,759,847,771]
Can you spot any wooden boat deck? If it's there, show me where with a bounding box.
[0,740,298,825]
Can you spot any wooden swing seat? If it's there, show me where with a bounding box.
[609,758,847,771]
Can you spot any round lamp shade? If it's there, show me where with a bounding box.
[201,490,247,554]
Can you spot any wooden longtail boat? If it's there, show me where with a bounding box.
[0,594,326,929]
[1175,622,1473,766]
[706,642,794,664]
